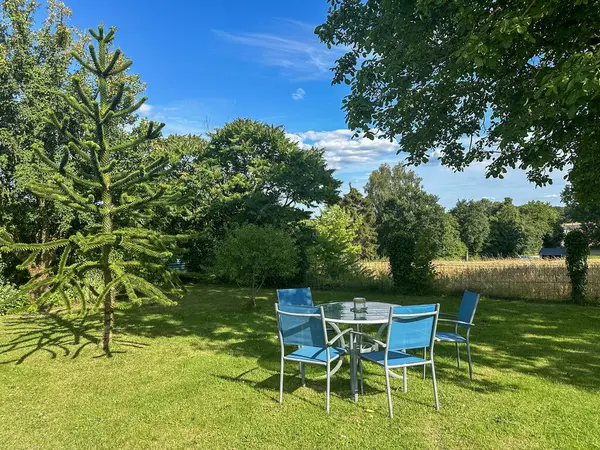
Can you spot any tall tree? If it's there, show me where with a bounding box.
[316,0,600,206]
[518,201,561,253]
[170,120,341,271]
[484,198,526,257]
[451,200,490,259]
[0,0,76,285]
[439,213,467,259]
[340,185,378,259]
[365,163,445,256]
[0,26,186,354]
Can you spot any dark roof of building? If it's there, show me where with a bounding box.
[538,247,567,256]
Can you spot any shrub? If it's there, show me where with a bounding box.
[307,205,362,282]
[215,224,298,307]
[565,230,589,304]
[388,232,436,293]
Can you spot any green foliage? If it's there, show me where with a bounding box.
[0,1,78,286]
[365,163,445,256]
[0,26,187,353]
[316,0,600,206]
[484,198,527,257]
[451,200,490,258]
[215,224,298,306]
[307,204,361,283]
[563,185,600,244]
[438,213,467,259]
[565,230,589,304]
[340,185,378,260]
[387,232,436,293]
[519,201,562,254]
[161,122,341,272]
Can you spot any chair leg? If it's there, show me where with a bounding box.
[359,359,364,395]
[466,339,473,381]
[423,348,427,379]
[326,361,331,413]
[431,360,440,411]
[455,342,461,369]
[300,362,305,386]
[403,367,408,393]
[279,358,285,405]
[385,366,393,419]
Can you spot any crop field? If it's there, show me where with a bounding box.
[362,259,600,302]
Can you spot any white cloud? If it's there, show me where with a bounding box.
[543,194,561,198]
[287,129,399,169]
[138,103,152,115]
[213,21,346,80]
[291,88,305,101]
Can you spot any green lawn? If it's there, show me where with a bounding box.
[1,285,599,449]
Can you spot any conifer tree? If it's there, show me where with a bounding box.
[0,26,186,354]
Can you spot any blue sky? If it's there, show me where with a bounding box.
[65,0,566,208]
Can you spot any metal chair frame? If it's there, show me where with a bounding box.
[275,303,351,413]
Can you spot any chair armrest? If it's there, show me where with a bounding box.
[438,318,474,327]
[350,331,386,349]
[327,327,352,346]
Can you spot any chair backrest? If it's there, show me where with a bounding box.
[276,288,313,307]
[275,304,326,348]
[457,291,480,327]
[387,304,439,352]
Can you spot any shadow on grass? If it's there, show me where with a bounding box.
[1,284,599,393]
[0,313,148,364]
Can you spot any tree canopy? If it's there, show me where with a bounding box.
[316,0,600,206]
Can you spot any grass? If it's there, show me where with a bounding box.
[1,284,599,449]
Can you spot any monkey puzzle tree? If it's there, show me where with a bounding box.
[0,26,186,354]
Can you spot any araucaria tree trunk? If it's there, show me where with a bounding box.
[0,26,188,354]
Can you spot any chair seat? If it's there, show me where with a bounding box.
[360,350,426,368]
[435,331,467,343]
[284,346,346,364]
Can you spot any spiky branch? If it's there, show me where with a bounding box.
[0,26,189,354]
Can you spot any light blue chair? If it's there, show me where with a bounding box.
[275,303,350,413]
[435,290,480,380]
[353,304,440,417]
[276,288,313,306]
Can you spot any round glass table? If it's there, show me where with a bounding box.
[321,301,399,401]
[321,301,398,325]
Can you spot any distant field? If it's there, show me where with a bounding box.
[363,259,600,302]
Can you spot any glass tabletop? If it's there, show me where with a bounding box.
[321,301,398,324]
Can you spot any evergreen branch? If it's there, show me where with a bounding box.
[60,289,72,313]
[112,96,148,118]
[125,273,176,306]
[71,51,100,76]
[104,27,116,43]
[55,178,96,211]
[89,27,100,40]
[71,278,87,313]
[106,83,125,114]
[93,277,122,311]
[6,240,70,251]
[103,49,122,76]
[32,145,101,188]
[88,44,103,73]
[112,188,165,214]
[15,251,40,270]
[119,239,172,259]
[57,244,72,277]
[60,92,96,119]
[68,142,91,162]
[72,77,94,112]
[107,60,133,76]
[111,157,169,187]
[0,229,14,246]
